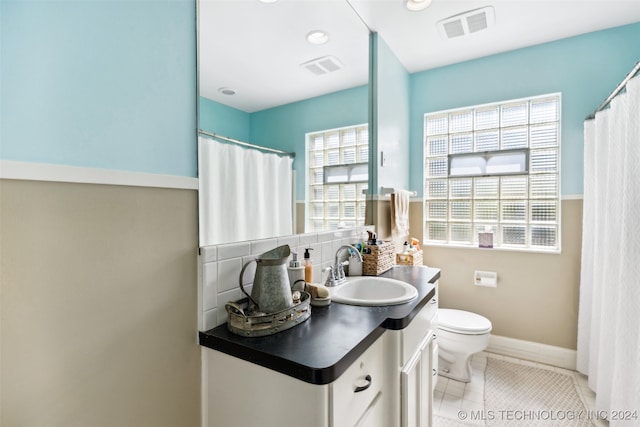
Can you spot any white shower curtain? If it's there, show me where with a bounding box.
[198,136,293,246]
[577,75,640,424]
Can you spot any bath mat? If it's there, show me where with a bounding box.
[484,358,593,427]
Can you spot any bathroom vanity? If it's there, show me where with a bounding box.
[199,266,440,427]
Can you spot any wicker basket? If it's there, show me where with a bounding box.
[362,241,395,275]
[396,250,423,266]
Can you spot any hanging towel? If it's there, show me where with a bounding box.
[390,189,410,245]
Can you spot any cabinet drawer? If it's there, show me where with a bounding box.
[331,338,384,427]
[402,296,437,365]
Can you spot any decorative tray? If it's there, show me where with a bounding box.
[225,291,311,337]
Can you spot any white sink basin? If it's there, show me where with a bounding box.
[330,277,418,306]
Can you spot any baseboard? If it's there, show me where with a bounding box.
[487,334,577,370]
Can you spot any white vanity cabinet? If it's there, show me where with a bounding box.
[385,282,439,427]
[201,269,441,427]
[204,337,385,427]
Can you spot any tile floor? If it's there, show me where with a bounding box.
[433,352,608,427]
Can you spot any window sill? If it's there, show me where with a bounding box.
[424,242,561,255]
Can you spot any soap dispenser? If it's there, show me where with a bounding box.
[303,248,314,283]
[287,252,305,291]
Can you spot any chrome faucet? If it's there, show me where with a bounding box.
[324,245,363,287]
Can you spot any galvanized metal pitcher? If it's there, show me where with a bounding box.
[239,244,293,314]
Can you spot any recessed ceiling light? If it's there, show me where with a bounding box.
[306,30,329,45]
[258,0,278,3]
[406,0,432,12]
[218,87,236,96]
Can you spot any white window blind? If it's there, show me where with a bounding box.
[307,124,368,231]
[424,94,561,251]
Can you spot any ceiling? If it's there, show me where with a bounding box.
[198,0,640,113]
[198,0,370,113]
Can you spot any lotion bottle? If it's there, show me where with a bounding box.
[287,252,305,291]
[303,248,314,283]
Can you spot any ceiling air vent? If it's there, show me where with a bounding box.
[437,6,495,39]
[301,55,343,76]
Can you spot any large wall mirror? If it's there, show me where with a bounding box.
[197,0,371,241]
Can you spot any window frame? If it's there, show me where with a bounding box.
[423,93,562,253]
[448,148,530,178]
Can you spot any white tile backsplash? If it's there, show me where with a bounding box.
[298,233,317,246]
[317,230,337,242]
[251,238,278,255]
[217,241,251,260]
[200,246,217,263]
[203,262,218,311]
[217,257,243,293]
[198,226,369,330]
[277,235,300,249]
[203,308,218,331]
[321,241,334,263]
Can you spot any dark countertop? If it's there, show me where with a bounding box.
[199,265,440,385]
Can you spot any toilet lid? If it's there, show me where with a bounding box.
[438,309,492,335]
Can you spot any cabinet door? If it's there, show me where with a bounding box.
[401,333,436,427]
[419,333,436,427]
[205,349,329,427]
[354,392,385,427]
[431,336,439,393]
[401,347,422,427]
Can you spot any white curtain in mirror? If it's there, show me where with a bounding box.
[199,136,293,246]
[578,75,640,424]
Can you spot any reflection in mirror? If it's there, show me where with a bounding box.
[197,0,370,241]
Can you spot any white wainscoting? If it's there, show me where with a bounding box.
[0,160,198,189]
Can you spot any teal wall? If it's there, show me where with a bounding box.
[374,33,410,194]
[1,0,197,177]
[251,85,368,200]
[409,22,640,196]
[198,97,250,142]
[12,0,632,191]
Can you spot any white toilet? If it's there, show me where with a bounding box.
[437,308,492,383]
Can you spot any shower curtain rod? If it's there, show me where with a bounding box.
[198,130,296,158]
[586,61,640,120]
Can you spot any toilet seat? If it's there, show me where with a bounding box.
[438,309,492,335]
